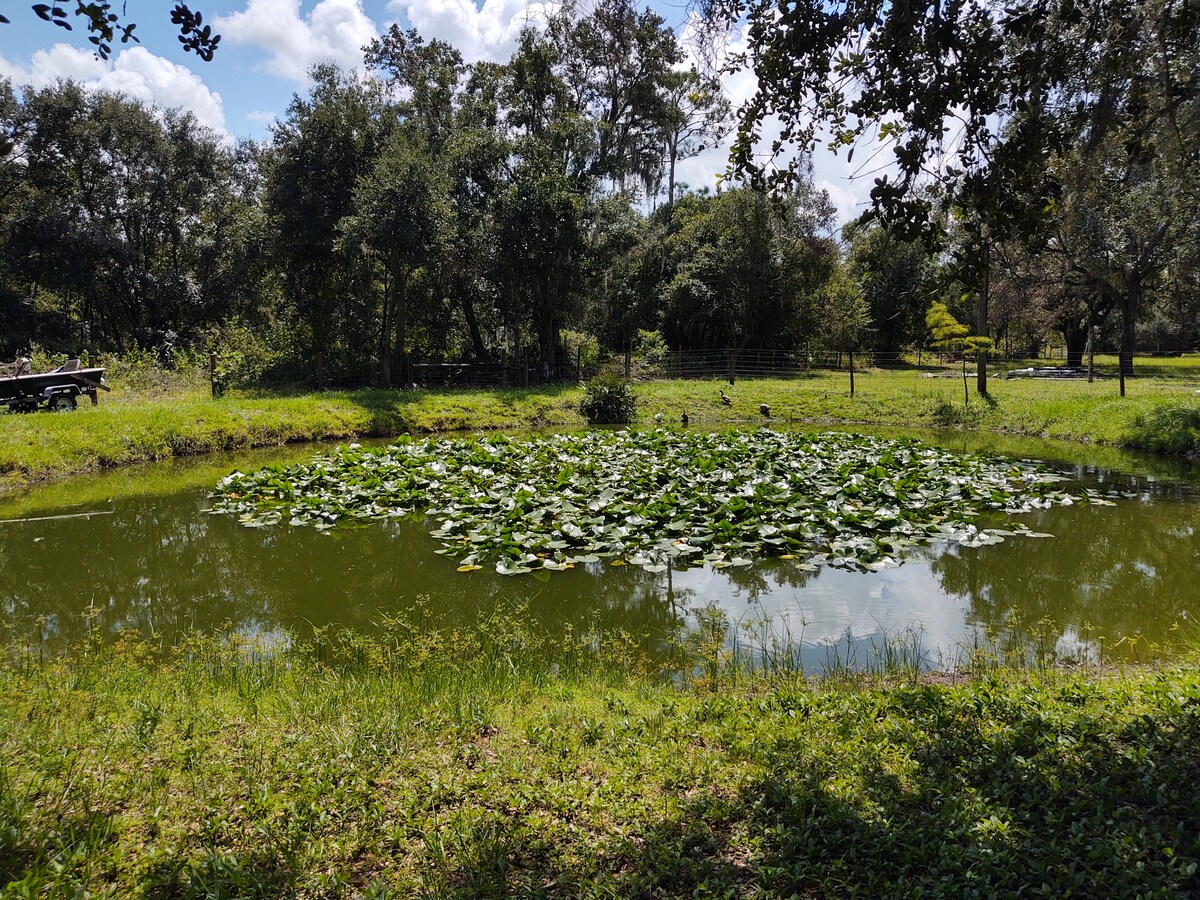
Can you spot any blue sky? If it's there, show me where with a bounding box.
[0,0,869,221]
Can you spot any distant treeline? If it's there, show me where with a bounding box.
[1,0,1197,385]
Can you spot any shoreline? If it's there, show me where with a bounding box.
[1,374,1197,495]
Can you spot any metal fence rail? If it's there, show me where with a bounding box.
[320,347,1200,389]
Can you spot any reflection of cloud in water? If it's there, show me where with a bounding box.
[1055,626,1102,665]
[5,446,1200,669]
[674,559,976,660]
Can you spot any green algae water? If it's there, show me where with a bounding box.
[2,429,1197,670]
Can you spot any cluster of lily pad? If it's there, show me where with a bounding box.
[209,429,1115,576]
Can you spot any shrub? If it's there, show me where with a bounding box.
[580,372,637,425]
[203,320,286,390]
[560,329,601,378]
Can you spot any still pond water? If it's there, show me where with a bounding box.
[2,428,1198,671]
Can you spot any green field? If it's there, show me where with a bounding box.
[2,367,1198,493]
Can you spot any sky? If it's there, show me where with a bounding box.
[0,0,872,223]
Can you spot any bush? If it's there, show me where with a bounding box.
[580,372,637,425]
[203,320,286,390]
[560,329,601,377]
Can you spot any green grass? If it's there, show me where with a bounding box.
[2,613,1198,897]
[3,368,1198,494]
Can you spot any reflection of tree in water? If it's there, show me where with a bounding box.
[727,558,818,598]
[0,492,698,653]
[932,491,1200,654]
[5,469,1197,663]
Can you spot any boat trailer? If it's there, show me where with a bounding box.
[0,360,109,412]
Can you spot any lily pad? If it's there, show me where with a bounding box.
[209,429,1110,576]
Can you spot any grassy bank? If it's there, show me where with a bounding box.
[2,369,1198,493]
[2,614,1198,897]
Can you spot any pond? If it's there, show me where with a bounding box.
[1,427,1197,672]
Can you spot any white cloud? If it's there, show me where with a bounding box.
[216,0,379,83]
[0,54,31,86]
[674,14,882,225]
[246,109,278,125]
[391,0,553,63]
[0,44,228,139]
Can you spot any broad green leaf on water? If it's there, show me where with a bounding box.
[209,428,1112,577]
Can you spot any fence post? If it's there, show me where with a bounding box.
[849,350,855,397]
[727,349,736,385]
[209,350,222,399]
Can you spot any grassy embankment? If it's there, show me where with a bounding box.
[2,612,1198,897]
[1,358,1198,492]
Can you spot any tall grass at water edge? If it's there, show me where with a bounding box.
[2,604,1199,897]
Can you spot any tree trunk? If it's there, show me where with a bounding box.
[396,315,407,388]
[534,284,560,382]
[1063,322,1088,369]
[393,272,408,387]
[667,135,678,207]
[378,283,394,388]
[1120,285,1138,378]
[1085,319,1094,383]
[379,352,392,388]
[460,291,487,361]
[976,238,989,394]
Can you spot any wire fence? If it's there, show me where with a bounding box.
[320,346,1200,389]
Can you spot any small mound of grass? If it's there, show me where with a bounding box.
[1126,401,1200,454]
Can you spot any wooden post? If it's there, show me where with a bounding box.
[625,337,632,380]
[727,349,736,385]
[849,349,855,397]
[1086,321,1094,383]
[977,236,989,395]
[209,350,220,399]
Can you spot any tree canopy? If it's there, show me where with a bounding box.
[2,1,1197,384]
[2,3,220,61]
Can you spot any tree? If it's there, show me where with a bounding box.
[2,81,252,351]
[817,266,870,361]
[493,148,586,379]
[926,301,993,406]
[549,0,682,193]
[695,0,1200,355]
[364,26,465,156]
[844,222,934,357]
[1,3,220,61]
[1051,125,1200,383]
[341,134,452,387]
[659,68,732,207]
[266,65,388,386]
[661,183,837,350]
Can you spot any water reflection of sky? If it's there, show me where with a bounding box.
[2,430,1198,671]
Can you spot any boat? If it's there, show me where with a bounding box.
[0,359,109,412]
